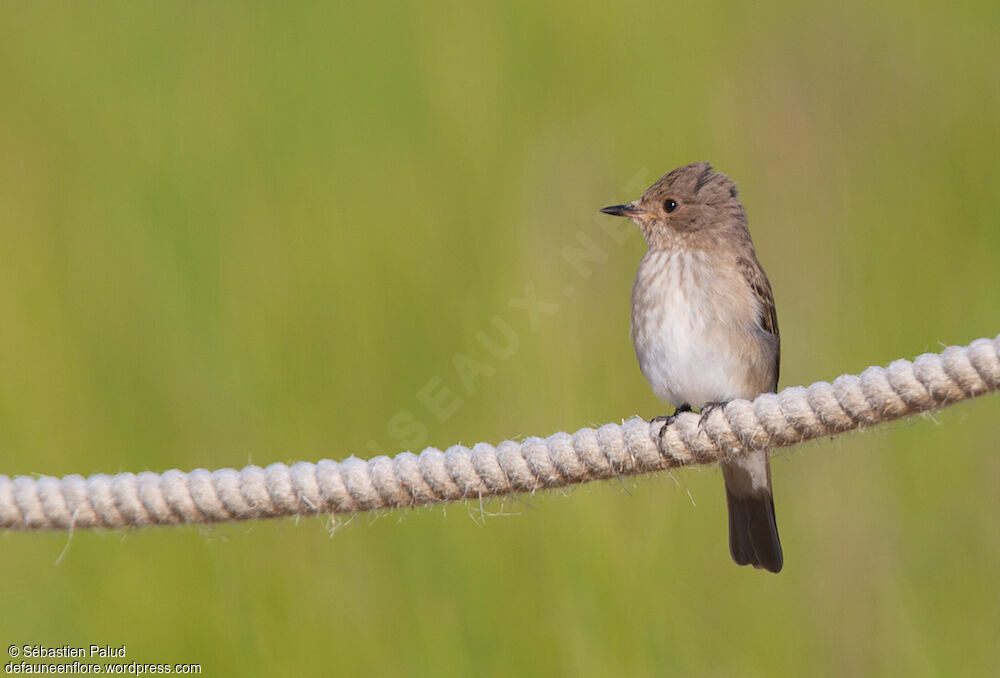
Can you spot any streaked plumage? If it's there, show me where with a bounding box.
[602,162,783,573]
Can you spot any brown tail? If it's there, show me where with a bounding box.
[721,454,783,573]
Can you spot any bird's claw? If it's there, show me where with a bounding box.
[698,401,725,430]
[651,405,692,441]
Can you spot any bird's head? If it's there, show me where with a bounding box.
[601,162,746,249]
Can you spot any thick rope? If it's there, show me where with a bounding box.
[1,335,998,532]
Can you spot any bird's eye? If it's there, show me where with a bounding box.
[663,199,678,213]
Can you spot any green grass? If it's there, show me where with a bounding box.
[1,1,998,675]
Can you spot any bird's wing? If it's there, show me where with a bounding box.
[738,256,780,390]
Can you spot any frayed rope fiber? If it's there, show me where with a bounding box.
[2,335,998,532]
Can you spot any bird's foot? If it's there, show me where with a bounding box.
[651,405,692,441]
[698,401,725,430]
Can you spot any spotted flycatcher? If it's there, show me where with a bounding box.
[602,162,783,573]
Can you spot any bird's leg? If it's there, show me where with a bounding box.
[652,404,692,442]
[698,401,726,429]
[650,403,692,425]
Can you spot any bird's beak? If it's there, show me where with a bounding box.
[600,202,641,217]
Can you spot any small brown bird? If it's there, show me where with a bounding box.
[602,162,783,572]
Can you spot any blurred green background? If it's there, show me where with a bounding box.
[1,1,998,675]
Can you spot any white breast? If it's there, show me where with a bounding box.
[630,249,762,408]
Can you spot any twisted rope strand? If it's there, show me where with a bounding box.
[1,335,997,532]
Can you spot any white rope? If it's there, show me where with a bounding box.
[2,335,998,532]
